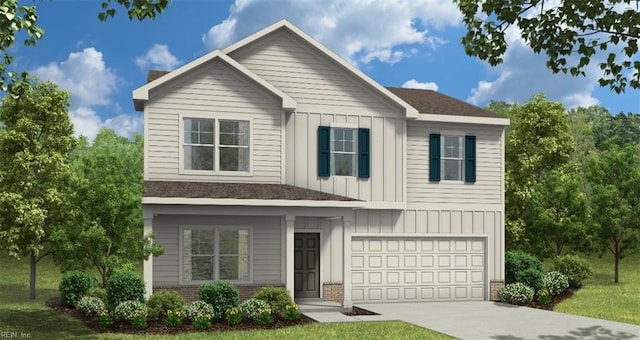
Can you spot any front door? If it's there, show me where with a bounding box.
[294,233,320,298]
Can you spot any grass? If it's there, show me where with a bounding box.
[553,252,640,325]
[0,254,453,339]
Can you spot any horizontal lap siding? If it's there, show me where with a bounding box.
[285,112,403,201]
[146,60,282,183]
[229,30,402,114]
[407,122,503,204]
[153,215,282,285]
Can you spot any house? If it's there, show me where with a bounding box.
[133,20,509,307]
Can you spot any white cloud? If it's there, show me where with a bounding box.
[135,44,181,70]
[202,0,461,65]
[402,79,439,91]
[32,48,141,139]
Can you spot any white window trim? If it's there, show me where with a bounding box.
[440,132,465,183]
[330,127,357,177]
[179,225,253,285]
[179,113,253,176]
[329,121,359,129]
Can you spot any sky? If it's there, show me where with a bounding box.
[14,0,640,139]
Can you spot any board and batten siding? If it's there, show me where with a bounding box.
[354,209,504,283]
[229,29,403,115]
[286,112,404,201]
[152,215,282,286]
[407,122,504,205]
[145,59,283,183]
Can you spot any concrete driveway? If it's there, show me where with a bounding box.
[355,301,640,339]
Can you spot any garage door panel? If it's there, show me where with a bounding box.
[352,237,486,302]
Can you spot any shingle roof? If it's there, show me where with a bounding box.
[144,181,359,201]
[147,70,169,83]
[386,87,499,118]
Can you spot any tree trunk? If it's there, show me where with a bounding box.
[614,254,619,283]
[30,251,37,300]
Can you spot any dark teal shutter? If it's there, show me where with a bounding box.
[318,126,330,177]
[358,128,370,178]
[429,134,440,181]
[465,135,476,183]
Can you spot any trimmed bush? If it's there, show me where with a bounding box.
[499,282,534,305]
[198,281,239,319]
[182,300,215,321]
[239,298,271,319]
[59,270,95,307]
[551,255,594,288]
[253,286,294,314]
[85,287,107,302]
[114,300,148,321]
[76,296,105,317]
[147,290,185,318]
[543,271,569,295]
[107,270,145,308]
[515,267,544,291]
[505,250,543,284]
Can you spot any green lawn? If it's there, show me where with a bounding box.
[0,254,453,339]
[553,252,640,325]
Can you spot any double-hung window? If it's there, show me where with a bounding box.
[318,126,370,178]
[182,117,250,173]
[429,133,476,183]
[182,227,250,283]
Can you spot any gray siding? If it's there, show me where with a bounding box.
[285,112,404,201]
[407,122,503,204]
[145,59,283,183]
[229,30,402,114]
[153,215,282,285]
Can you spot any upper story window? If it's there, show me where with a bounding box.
[318,126,370,178]
[430,133,476,183]
[182,117,250,173]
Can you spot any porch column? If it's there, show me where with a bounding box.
[342,214,354,308]
[143,214,154,299]
[285,215,296,298]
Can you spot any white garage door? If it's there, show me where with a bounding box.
[351,237,486,302]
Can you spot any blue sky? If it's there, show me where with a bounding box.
[16,1,640,138]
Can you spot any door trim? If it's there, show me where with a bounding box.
[293,231,322,299]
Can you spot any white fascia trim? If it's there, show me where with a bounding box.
[143,197,366,208]
[222,19,418,119]
[351,233,489,239]
[415,113,510,126]
[361,201,406,210]
[132,50,296,112]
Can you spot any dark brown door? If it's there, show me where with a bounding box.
[294,233,320,298]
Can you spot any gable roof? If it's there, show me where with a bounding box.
[132,50,296,112]
[386,87,498,118]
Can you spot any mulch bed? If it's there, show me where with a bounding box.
[528,288,576,310]
[46,297,315,335]
[343,306,378,316]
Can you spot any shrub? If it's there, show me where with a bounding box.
[499,282,534,305]
[543,271,569,295]
[59,270,95,307]
[255,307,274,326]
[515,267,544,291]
[147,290,185,318]
[98,309,113,329]
[164,309,184,328]
[107,270,145,308]
[282,303,301,321]
[76,296,105,317]
[182,300,215,321]
[551,255,594,288]
[226,307,242,326]
[239,298,271,319]
[193,313,213,331]
[198,281,239,319]
[130,310,147,329]
[253,286,294,314]
[85,287,107,302]
[505,250,543,285]
[537,289,552,306]
[114,300,148,321]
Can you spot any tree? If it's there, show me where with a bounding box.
[0,80,76,299]
[584,142,640,283]
[455,0,640,93]
[503,94,576,248]
[0,0,169,90]
[51,128,163,287]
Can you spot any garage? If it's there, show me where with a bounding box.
[351,237,486,302]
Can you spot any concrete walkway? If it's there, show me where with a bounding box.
[356,301,640,340]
